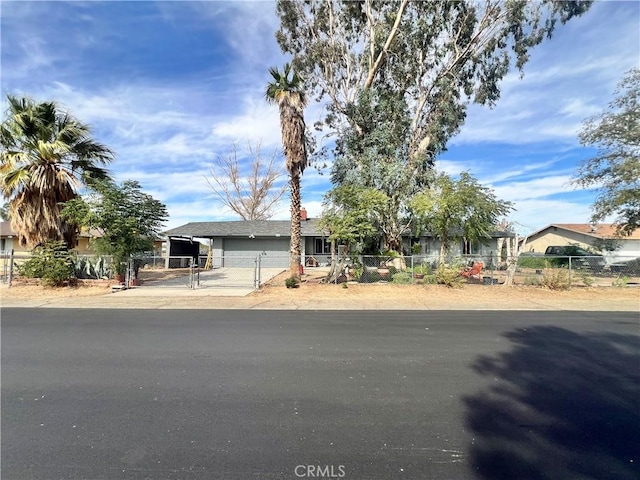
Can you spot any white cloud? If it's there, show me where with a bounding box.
[509,199,594,236]
[452,2,640,146]
[212,97,282,148]
[491,176,574,202]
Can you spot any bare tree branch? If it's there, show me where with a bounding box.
[205,141,287,220]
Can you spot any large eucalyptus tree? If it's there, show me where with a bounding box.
[0,95,113,248]
[574,68,640,234]
[265,64,309,278]
[276,0,592,252]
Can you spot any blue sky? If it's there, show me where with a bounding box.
[1,1,639,235]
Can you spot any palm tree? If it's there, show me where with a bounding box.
[265,64,308,279]
[0,95,113,248]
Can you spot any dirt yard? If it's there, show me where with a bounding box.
[249,281,639,308]
[0,268,191,300]
[1,267,638,311]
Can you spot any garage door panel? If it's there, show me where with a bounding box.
[223,238,289,268]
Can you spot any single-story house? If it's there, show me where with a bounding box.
[0,221,17,253]
[1,221,102,254]
[163,211,514,268]
[163,216,327,268]
[522,224,640,261]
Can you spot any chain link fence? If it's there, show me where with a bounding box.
[267,253,640,288]
[3,250,638,289]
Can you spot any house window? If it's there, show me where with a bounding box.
[462,239,480,255]
[0,239,5,252]
[314,238,331,254]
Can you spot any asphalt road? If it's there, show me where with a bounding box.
[2,309,639,480]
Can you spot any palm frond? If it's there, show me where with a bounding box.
[0,94,114,248]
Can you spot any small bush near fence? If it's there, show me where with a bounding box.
[74,256,113,279]
[18,241,75,287]
[541,269,570,290]
[285,277,299,289]
[391,271,413,284]
[518,256,550,269]
[435,264,465,288]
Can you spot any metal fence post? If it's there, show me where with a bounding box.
[568,256,572,289]
[8,249,14,288]
[255,253,262,288]
[411,255,414,284]
[254,255,258,288]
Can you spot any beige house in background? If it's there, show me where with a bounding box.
[523,224,640,261]
[0,221,164,255]
[1,221,101,254]
[0,221,22,253]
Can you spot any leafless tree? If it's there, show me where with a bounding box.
[205,142,287,220]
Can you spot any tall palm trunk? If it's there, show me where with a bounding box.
[265,64,308,280]
[290,169,302,277]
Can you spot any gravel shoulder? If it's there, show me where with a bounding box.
[1,281,638,311]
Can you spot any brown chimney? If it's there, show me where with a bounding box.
[300,207,307,221]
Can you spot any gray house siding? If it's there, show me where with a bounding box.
[222,238,289,267]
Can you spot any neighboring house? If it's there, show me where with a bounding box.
[164,212,513,268]
[75,230,165,256]
[410,231,512,263]
[522,224,640,262]
[0,221,164,256]
[0,221,20,253]
[1,221,100,254]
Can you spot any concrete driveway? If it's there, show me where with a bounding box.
[121,267,286,297]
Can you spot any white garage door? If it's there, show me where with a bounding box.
[223,238,290,268]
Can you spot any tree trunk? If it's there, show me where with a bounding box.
[504,235,527,286]
[326,241,350,283]
[439,233,448,265]
[383,231,403,254]
[289,169,302,279]
[327,239,337,281]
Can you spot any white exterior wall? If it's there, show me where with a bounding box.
[0,237,16,253]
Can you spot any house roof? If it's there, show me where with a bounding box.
[0,221,16,237]
[527,223,640,240]
[0,222,106,239]
[164,218,325,239]
[164,219,515,240]
[0,222,159,241]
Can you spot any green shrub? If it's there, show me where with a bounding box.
[541,269,570,290]
[360,271,381,283]
[74,256,112,279]
[517,256,549,269]
[578,272,594,287]
[19,241,75,287]
[387,265,398,276]
[410,263,432,275]
[391,271,413,284]
[612,275,630,287]
[435,264,464,288]
[285,276,299,289]
[350,258,364,280]
[422,274,437,285]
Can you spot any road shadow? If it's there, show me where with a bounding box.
[464,326,639,480]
